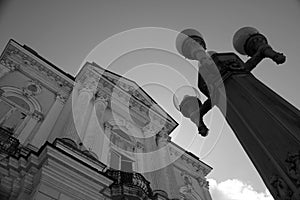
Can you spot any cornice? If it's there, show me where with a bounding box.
[0,41,74,97]
[168,143,212,177]
[0,140,113,199]
[77,63,177,135]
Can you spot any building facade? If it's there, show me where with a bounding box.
[0,40,213,200]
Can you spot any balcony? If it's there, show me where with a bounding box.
[0,127,20,156]
[105,169,153,200]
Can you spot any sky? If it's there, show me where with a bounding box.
[1,1,300,200]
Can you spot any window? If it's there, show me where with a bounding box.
[121,156,133,172]
[110,151,120,170]
[109,150,133,172]
[0,96,29,134]
[110,129,135,152]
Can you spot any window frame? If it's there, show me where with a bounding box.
[0,86,42,137]
[0,97,30,135]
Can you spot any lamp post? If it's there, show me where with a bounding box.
[174,27,300,200]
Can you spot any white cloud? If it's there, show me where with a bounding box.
[208,179,274,200]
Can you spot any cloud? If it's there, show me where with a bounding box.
[208,179,274,200]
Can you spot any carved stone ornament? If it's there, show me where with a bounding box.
[155,129,171,147]
[285,151,300,186]
[56,93,67,104]
[179,171,203,200]
[94,90,110,104]
[2,44,73,93]
[22,80,42,96]
[142,121,162,136]
[80,64,178,137]
[136,141,144,150]
[0,54,19,71]
[77,76,99,94]
[31,110,44,121]
[270,175,293,200]
[197,177,209,189]
[103,121,113,131]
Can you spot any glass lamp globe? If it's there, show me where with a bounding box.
[176,29,204,57]
[173,86,209,136]
[233,27,259,55]
[173,86,202,114]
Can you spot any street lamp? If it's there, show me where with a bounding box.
[174,27,300,200]
[174,29,224,136]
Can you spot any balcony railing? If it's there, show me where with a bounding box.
[105,169,153,200]
[0,127,20,156]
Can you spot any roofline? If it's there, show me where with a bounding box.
[90,62,179,128]
[8,39,75,81]
[77,61,178,133]
[169,141,213,170]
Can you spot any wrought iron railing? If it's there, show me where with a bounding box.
[105,169,153,199]
[0,127,20,156]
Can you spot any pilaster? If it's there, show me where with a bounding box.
[30,94,66,149]
[18,110,43,144]
[82,90,110,160]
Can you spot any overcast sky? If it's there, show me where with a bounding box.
[1,1,299,200]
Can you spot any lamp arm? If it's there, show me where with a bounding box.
[261,45,286,64]
[245,50,264,71]
[245,45,286,71]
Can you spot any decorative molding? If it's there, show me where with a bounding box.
[0,86,42,113]
[0,63,12,79]
[0,43,73,97]
[77,72,100,94]
[103,121,113,132]
[270,175,293,200]
[285,151,300,186]
[22,80,42,97]
[168,145,212,177]
[56,93,67,104]
[107,114,141,139]
[196,177,209,189]
[136,141,144,150]
[94,90,110,105]
[155,129,171,147]
[0,140,113,199]
[78,63,178,137]
[179,171,205,199]
[143,121,162,136]
[31,110,44,121]
[0,54,19,71]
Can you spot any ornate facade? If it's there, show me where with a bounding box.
[0,39,213,200]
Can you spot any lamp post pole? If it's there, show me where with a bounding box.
[175,27,300,200]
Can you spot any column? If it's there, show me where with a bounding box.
[82,90,109,159]
[18,110,43,144]
[73,76,99,141]
[100,121,113,165]
[135,141,145,173]
[156,129,174,195]
[30,94,65,148]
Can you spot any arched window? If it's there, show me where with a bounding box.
[0,95,30,133]
[0,86,41,136]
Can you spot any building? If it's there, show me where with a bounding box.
[0,39,213,200]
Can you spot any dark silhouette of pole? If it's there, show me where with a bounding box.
[175,27,300,200]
